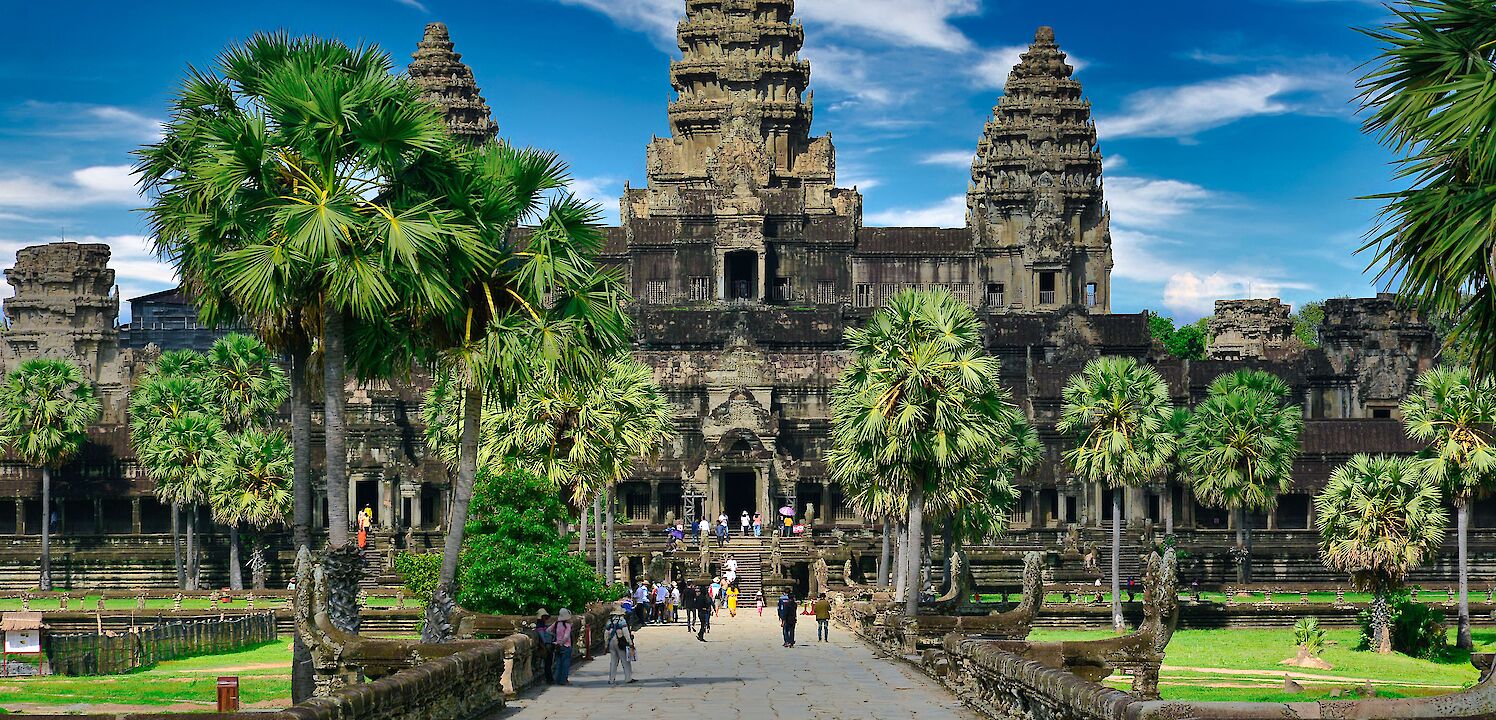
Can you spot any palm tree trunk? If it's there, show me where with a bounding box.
[289,332,315,705]
[1458,498,1472,650]
[39,466,52,591]
[878,517,892,588]
[605,485,618,584]
[172,502,184,590]
[228,522,243,591]
[290,336,313,553]
[1235,507,1248,585]
[251,540,267,590]
[905,483,926,616]
[1163,483,1174,537]
[323,308,351,548]
[437,383,482,590]
[186,504,198,591]
[1372,588,1392,654]
[1244,514,1254,584]
[1111,488,1123,632]
[578,491,589,560]
[593,493,604,576]
[894,522,907,601]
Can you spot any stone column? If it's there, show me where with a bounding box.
[1029,490,1042,529]
[15,499,24,535]
[1267,506,1278,531]
[649,479,661,524]
[819,478,832,525]
[131,498,142,534]
[1126,486,1147,524]
[347,480,357,535]
[410,487,424,529]
[757,468,771,522]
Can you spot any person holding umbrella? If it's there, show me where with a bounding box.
[779,505,794,537]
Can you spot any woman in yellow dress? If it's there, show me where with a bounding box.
[727,584,739,617]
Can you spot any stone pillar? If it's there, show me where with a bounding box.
[94,498,104,535]
[15,499,23,535]
[347,480,357,534]
[131,498,142,534]
[410,487,423,529]
[757,468,771,523]
[820,478,832,526]
[649,479,661,524]
[1126,486,1147,524]
[705,467,721,525]
[1029,490,1042,529]
[377,476,391,529]
[1267,506,1278,531]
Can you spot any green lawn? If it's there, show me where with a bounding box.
[0,641,293,711]
[977,591,1465,605]
[1025,627,1491,702]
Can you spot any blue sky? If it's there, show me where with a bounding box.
[1,0,1400,321]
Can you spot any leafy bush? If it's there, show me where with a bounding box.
[1293,617,1325,656]
[1357,590,1447,658]
[455,467,609,615]
[394,551,441,602]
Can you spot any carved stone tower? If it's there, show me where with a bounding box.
[408,22,498,145]
[968,27,1112,312]
[624,0,861,306]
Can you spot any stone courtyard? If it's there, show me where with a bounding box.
[503,613,979,720]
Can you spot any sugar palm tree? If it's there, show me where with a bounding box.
[141,412,226,590]
[131,356,217,589]
[1355,0,1496,371]
[1182,370,1303,584]
[204,333,289,589]
[1316,454,1446,653]
[136,33,481,551]
[211,430,293,590]
[1058,356,1175,631]
[0,359,102,591]
[1400,366,1496,649]
[829,289,1036,616]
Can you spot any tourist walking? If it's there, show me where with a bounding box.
[739,510,750,536]
[682,583,697,632]
[814,593,832,642]
[653,581,669,624]
[606,606,636,685]
[669,582,680,623]
[716,518,729,547]
[356,506,372,549]
[709,578,722,617]
[698,518,710,542]
[727,584,739,617]
[535,609,556,684]
[553,608,575,684]
[695,582,713,641]
[633,582,651,625]
[752,512,762,537]
[756,592,765,616]
[777,590,798,647]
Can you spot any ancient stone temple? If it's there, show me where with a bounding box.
[0,1,1474,590]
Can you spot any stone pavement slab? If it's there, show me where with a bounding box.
[501,610,980,719]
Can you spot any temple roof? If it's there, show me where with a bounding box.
[408,22,498,145]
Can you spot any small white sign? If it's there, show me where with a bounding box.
[4,629,40,654]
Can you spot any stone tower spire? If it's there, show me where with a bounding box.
[408,22,498,145]
[966,26,1112,311]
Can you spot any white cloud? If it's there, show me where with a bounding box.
[0,165,140,210]
[1096,73,1340,140]
[552,0,981,52]
[1163,272,1312,318]
[567,176,622,226]
[920,150,973,168]
[1105,154,1126,172]
[800,46,895,106]
[1105,176,1214,230]
[394,0,429,9]
[12,102,163,142]
[865,195,965,228]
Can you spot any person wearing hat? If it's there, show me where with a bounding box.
[553,608,576,685]
[606,605,637,685]
[535,609,556,684]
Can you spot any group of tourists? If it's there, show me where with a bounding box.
[776,591,832,648]
[666,508,809,551]
[629,579,681,625]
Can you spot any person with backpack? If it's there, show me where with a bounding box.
[682,583,698,633]
[552,608,576,684]
[777,590,799,647]
[535,608,556,684]
[605,606,636,685]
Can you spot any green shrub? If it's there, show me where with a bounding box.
[394,551,442,602]
[1357,589,1447,658]
[454,467,609,615]
[1293,617,1325,655]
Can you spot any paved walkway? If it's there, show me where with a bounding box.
[502,610,980,719]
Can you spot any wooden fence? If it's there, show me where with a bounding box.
[43,611,277,675]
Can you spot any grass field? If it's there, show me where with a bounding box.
[1026,626,1493,702]
[0,641,293,711]
[974,591,1464,605]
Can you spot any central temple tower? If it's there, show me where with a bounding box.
[623,0,861,307]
